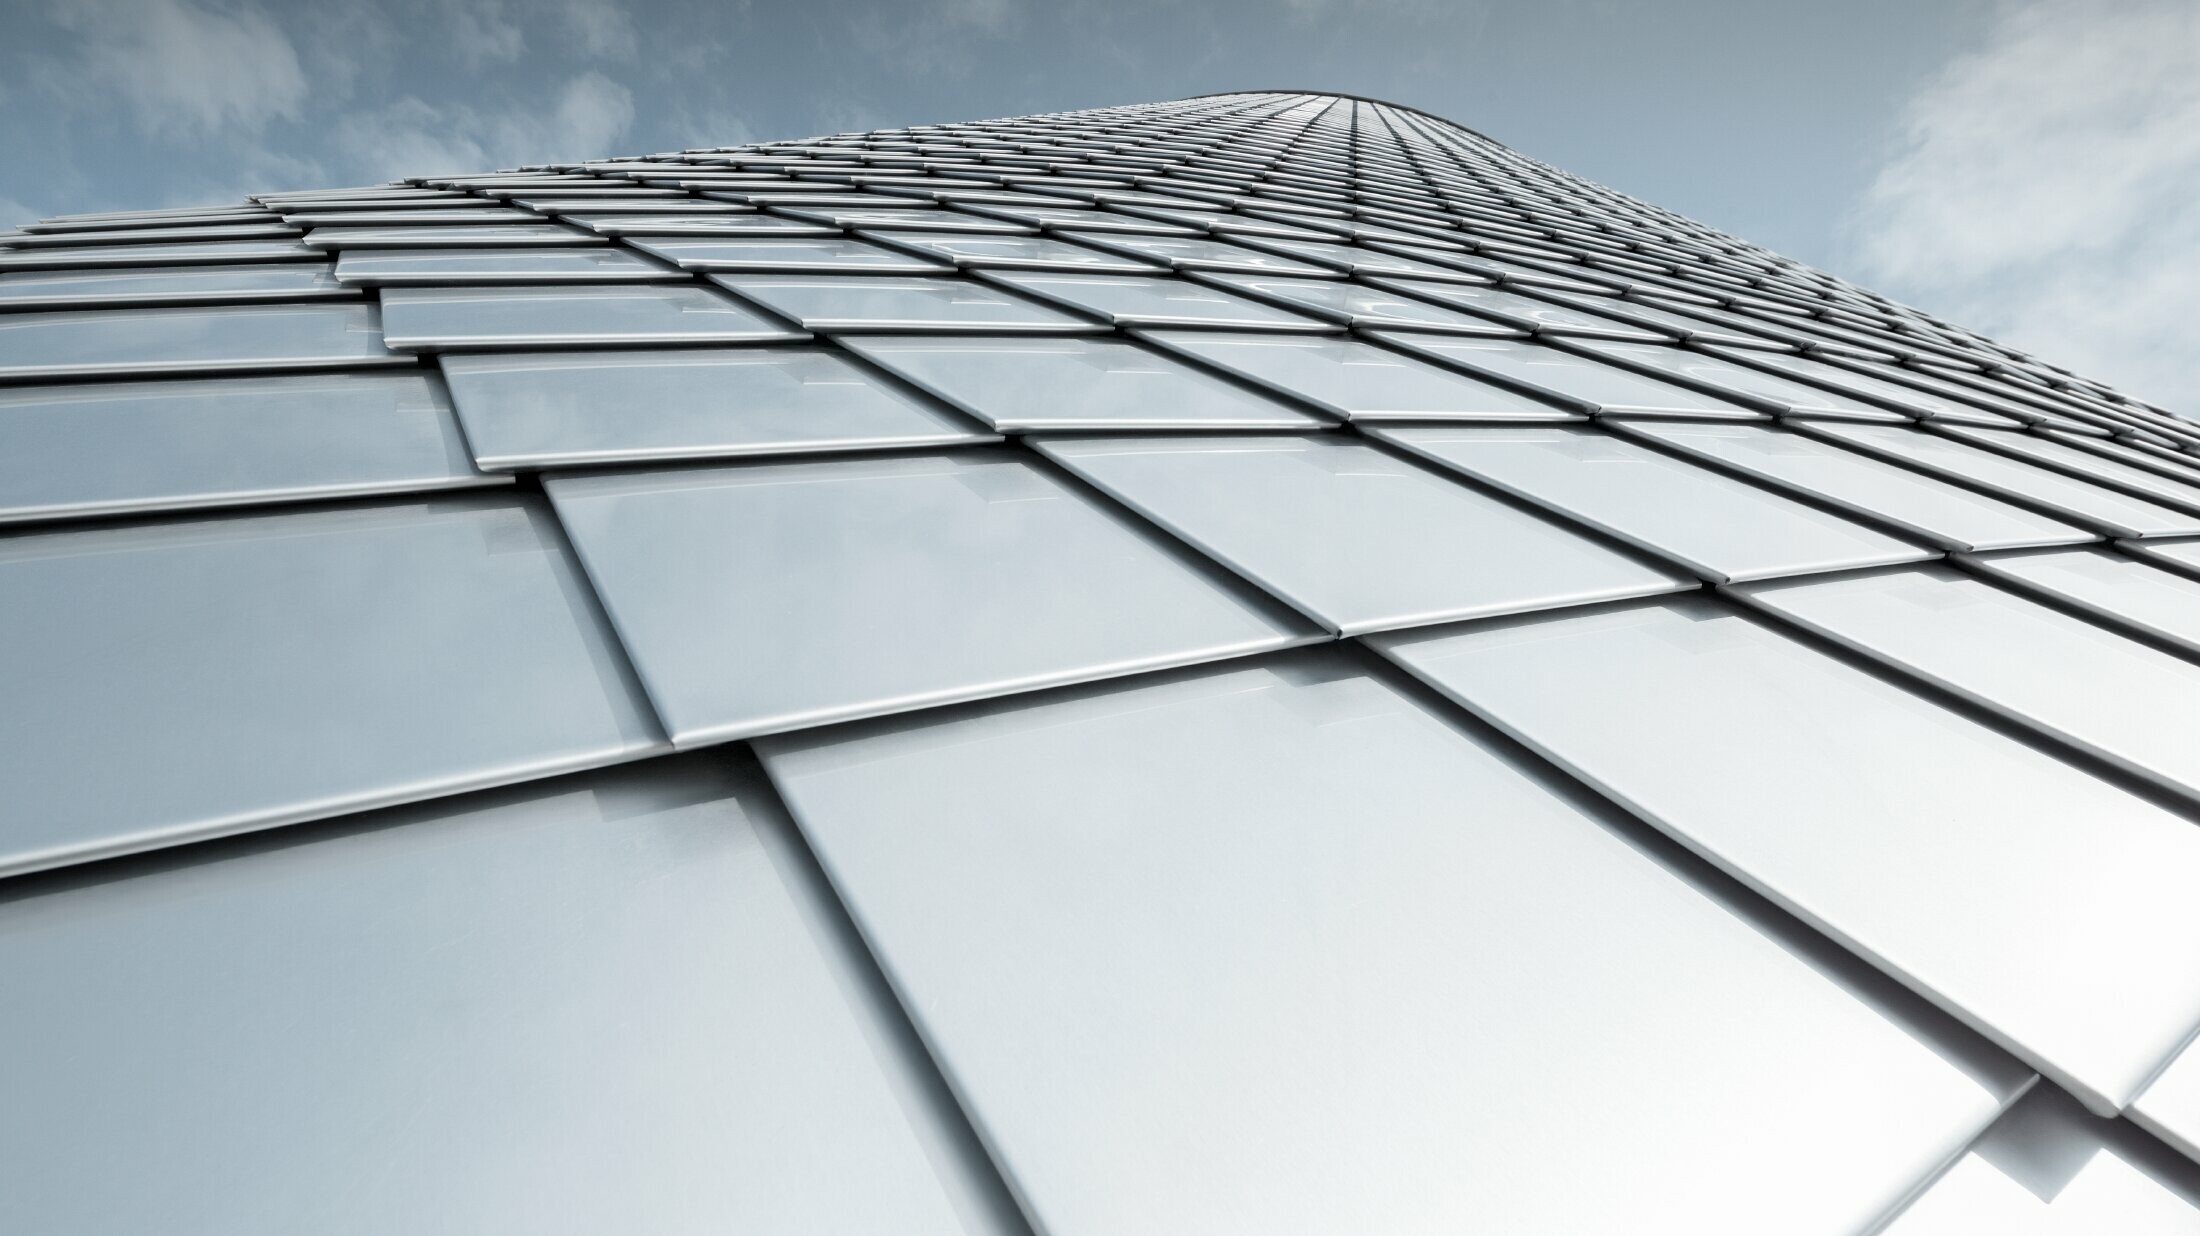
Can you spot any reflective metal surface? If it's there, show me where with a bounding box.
[986,272,1336,330]
[759,652,2026,1236]
[1961,546,2200,657]
[0,757,979,1236]
[1373,597,2200,1114]
[1037,434,1691,632]
[442,347,992,468]
[0,372,498,522]
[1145,331,1580,421]
[1200,271,1522,333]
[714,275,1103,333]
[334,247,683,285]
[1375,334,1765,418]
[1375,424,1931,581]
[0,494,664,876]
[636,236,948,272]
[546,453,1314,744]
[839,334,1324,430]
[0,302,412,380]
[381,285,806,350]
[0,262,353,309]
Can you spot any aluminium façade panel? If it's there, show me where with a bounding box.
[545,452,1317,745]
[333,247,684,286]
[0,493,665,877]
[1935,424,2200,517]
[1035,433,1691,633]
[1880,1086,2200,1234]
[1056,232,1335,275]
[1960,546,2200,658]
[982,271,1336,330]
[0,757,984,1236]
[441,346,993,469]
[379,284,807,350]
[0,371,499,523]
[0,262,355,310]
[757,651,2028,1236]
[1142,331,1578,421]
[1373,423,1932,581]
[862,231,1165,273]
[713,275,1103,333]
[1194,271,1521,334]
[301,224,600,249]
[1368,277,1672,341]
[1369,595,2200,1115]
[1611,420,2093,552]
[0,238,318,271]
[836,334,1325,431]
[1800,420,2200,538]
[1732,563,2200,802]
[0,301,412,381]
[1564,338,1912,421]
[1372,333,1764,419]
[636,236,948,273]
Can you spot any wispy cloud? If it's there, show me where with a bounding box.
[47,0,308,137]
[1847,0,2200,410]
[333,71,638,179]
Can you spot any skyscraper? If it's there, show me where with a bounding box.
[4,90,2199,1232]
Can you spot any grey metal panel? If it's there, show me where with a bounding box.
[1197,271,1521,333]
[0,758,977,1236]
[1370,596,2200,1114]
[758,652,2026,1236]
[0,239,318,271]
[787,207,1034,234]
[0,372,499,522]
[984,272,1335,330]
[545,453,1315,744]
[1883,1087,2200,1234]
[1373,278,1672,340]
[865,232,1163,272]
[713,275,1102,333]
[1735,564,2200,801]
[1063,232,1336,275]
[1802,421,2200,538]
[1937,425,2200,515]
[381,285,806,350]
[1374,424,1931,581]
[0,263,353,310]
[2137,1045,2200,1167]
[0,302,412,380]
[1143,331,1578,421]
[1374,333,1765,418]
[638,236,950,273]
[1566,339,1911,421]
[1703,346,2017,426]
[334,248,683,286]
[301,223,596,249]
[1235,235,1496,281]
[285,208,541,225]
[0,494,665,877]
[442,347,993,469]
[2123,537,2200,574]
[1962,546,2200,658]
[1036,434,1692,632]
[1615,421,2094,551]
[838,334,1324,430]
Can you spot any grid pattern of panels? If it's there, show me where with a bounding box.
[6,91,2200,1234]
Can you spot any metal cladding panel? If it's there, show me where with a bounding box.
[9,89,2200,1233]
[758,653,2026,1236]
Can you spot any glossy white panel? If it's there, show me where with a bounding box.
[0,372,498,522]
[1803,421,2200,538]
[1617,421,2093,551]
[0,759,979,1236]
[1065,232,1333,274]
[1144,331,1578,421]
[0,239,317,270]
[1376,424,1930,581]
[546,453,1313,743]
[760,653,2026,1236]
[0,302,410,380]
[714,275,1101,333]
[1737,564,2200,800]
[1938,425,2200,515]
[1961,547,2200,658]
[1376,278,1671,340]
[1199,272,1520,333]
[0,494,665,876]
[442,347,991,468]
[0,262,352,309]
[985,272,1334,330]
[838,334,1323,430]
[1037,434,1690,632]
[1883,1087,2200,1235]
[866,232,1162,272]
[1374,333,1763,418]
[334,248,682,285]
[2126,538,2200,573]
[303,224,598,249]
[1373,596,2200,1113]
[381,284,805,350]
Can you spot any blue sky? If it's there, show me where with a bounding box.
[3,0,2195,409]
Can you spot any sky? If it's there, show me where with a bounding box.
[2,0,2194,410]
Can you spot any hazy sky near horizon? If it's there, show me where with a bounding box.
[3,0,2194,409]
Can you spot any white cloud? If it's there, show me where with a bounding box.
[557,0,639,60]
[48,0,308,138]
[333,72,636,179]
[1847,0,2200,411]
[450,3,525,66]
